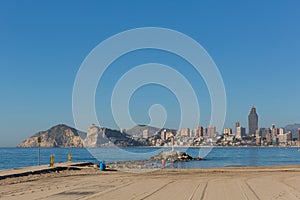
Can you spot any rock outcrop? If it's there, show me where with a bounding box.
[149,151,202,162]
[17,124,85,148]
[83,124,109,147]
[84,124,150,147]
[107,151,203,170]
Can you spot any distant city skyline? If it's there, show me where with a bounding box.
[1,1,300,147]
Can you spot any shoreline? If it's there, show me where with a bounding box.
[1,163,300,199]
[1,147,299,172]
[1,162,300,178]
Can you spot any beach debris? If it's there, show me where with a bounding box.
[99,161,106,171]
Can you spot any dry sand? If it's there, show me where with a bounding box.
[1,165,300,200]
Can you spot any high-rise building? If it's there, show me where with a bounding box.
[259,128,271,138]
[256,135,262,145]
[279,128,285,135]
[203,127,207,137]
[180,128,190,137]
[236,127,246,139]
[248,106,258,135]
[271,127,279,138]
[270,124,275,130]
[278,132,291,145]
[278,133,285,144]
[286,131,292,142]
[161,129,166,140]
[207,126,216,138]
[195,126,205,138]
[235,122,240,134]
[266,133,272,144]
[223,128,232,135]
[161,129,174,140]
[270,124,278,139]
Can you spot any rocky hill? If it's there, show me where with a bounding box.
[17,124,86,148]
[126,125,161,138]
[284,124,300,139]
[18,124,150,148]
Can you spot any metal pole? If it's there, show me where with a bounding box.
[38,136,41,165]
[171,136,174,151]
[38,143,40,165]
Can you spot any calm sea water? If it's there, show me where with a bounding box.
[0,147,299,170]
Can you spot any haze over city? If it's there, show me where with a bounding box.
[1,1,300,147]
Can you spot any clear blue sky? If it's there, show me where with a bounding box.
[1,0,300,147]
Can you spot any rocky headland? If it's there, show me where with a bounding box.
[17,124,151,148]
[17,124,85,148]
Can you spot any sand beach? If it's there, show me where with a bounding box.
[1,163,300,200]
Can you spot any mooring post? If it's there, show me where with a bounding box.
[50,155,54,167]
[68,153,72,162]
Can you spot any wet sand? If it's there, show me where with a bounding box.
[1,165,300,200]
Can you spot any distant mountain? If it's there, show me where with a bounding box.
[17,124,150,148]
[126,125,161,138]
[17,124,86,148]
[284,124,300,139]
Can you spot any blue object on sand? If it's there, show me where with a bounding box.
[99,161,106,171]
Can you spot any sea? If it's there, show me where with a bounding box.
[0,147,300,170]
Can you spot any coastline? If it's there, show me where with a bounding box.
[1,147,300,171]
[1,163,300,199]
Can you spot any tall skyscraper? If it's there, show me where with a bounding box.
[298,128,300,142]
[248,106,258,135]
